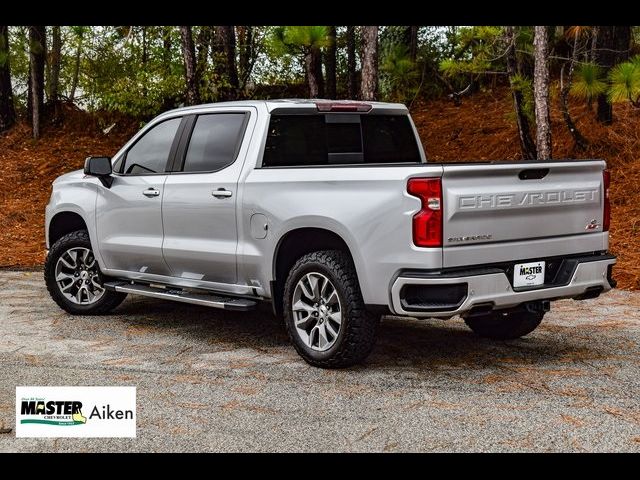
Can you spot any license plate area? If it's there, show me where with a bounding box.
[513,261,546,288]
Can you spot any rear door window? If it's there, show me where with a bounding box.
[181,113,247,173]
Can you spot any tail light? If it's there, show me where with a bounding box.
[407,178,442,248]
[603,170,611,231]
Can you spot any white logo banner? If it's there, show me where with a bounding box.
[16,386,136,438]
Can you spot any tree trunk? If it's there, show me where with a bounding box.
[594,26,630,123]
[346,26,357,99]
[211,26,225,98]
[222,26,239,92]
[324,26,337,99]
[29,26,46,140]
[586,26,599,110]
[533,26,552,160]
[0,26,15,132]
[589,26,598,61]
[141,26,147,66]
[212,26,239,100]
[161,26,172,76]
[360,26,378,101]
[48,25,61,108]
[314,46,324,98]
[505,26,537,160]
[595,26,615,124]
[305,50,321,98]
[69,29,83,103]
[179,26,200,105]
[406,26,419,62]
[560,36,589,150]
[614,26,631,64]
[236,26,253,89]
[195,26,210,81]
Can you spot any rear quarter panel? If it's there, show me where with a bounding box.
[239,165,443,304]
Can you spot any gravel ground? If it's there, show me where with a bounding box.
[1,270,639,452]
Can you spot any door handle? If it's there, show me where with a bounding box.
[212,188,233,199]
[143,188,160,197]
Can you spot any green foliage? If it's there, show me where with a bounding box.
[438,26,505,79]
[608,56,640,104]
[380,43,418,103]
[510,73,535,123]
[83,27,186,116]
[269,26,330,55]
[14,24,636,121]
[570,62,607,101]
[284,26,330,50]
[264,26,329,92]
[439,57,491,77]
[101,71,184,118]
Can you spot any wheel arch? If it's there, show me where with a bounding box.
[271,227,358,317]
[48,211,89,247]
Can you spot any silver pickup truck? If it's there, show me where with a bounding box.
[44,99,616,368]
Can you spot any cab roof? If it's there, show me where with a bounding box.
[160,99,408,116]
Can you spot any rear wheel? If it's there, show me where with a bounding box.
[464,310,544,340]
[45,230,127,315]
[283,250,379,368]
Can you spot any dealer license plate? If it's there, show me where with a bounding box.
[513,261,545,288]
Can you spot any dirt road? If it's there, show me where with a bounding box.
[1,271,639,452]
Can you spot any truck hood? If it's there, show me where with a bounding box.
[52,169,85,185]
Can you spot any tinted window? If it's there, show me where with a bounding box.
[182,114,247,172]
[261,114,421,167]
[262,115,327,167]
[122,118,181,175]
[362,116,421,164]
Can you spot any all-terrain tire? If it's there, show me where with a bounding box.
[283,250,379,368]
[464,310,544,340]
[44,230,127,315]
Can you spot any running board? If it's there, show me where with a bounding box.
[104,282,257,311]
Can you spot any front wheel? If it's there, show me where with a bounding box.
[464,310,544,340]
[44,230,127,315]
[283,250,379,368]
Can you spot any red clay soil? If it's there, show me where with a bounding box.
[0,111,136,270]
[1,88,638,289]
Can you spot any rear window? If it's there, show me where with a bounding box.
[261,114,422,167]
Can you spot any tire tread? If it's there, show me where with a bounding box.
[283,250,378,368]
[44,230,127,315]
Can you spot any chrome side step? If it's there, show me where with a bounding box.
[104,282,257,311]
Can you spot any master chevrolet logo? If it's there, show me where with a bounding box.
[458,189,599,210]
[519,265,543,276]
[16,387,137,437]
[20,400,87,426]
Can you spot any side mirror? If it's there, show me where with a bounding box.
[84,156,113,188]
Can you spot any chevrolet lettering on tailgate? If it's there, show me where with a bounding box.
[458,189,599,210]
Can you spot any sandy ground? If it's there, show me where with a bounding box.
[1,271,639,452]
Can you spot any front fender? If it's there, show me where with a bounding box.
[45,179,102,268]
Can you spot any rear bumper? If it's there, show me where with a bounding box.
[390,253,616,318]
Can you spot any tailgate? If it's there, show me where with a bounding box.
[441,160,606,267]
